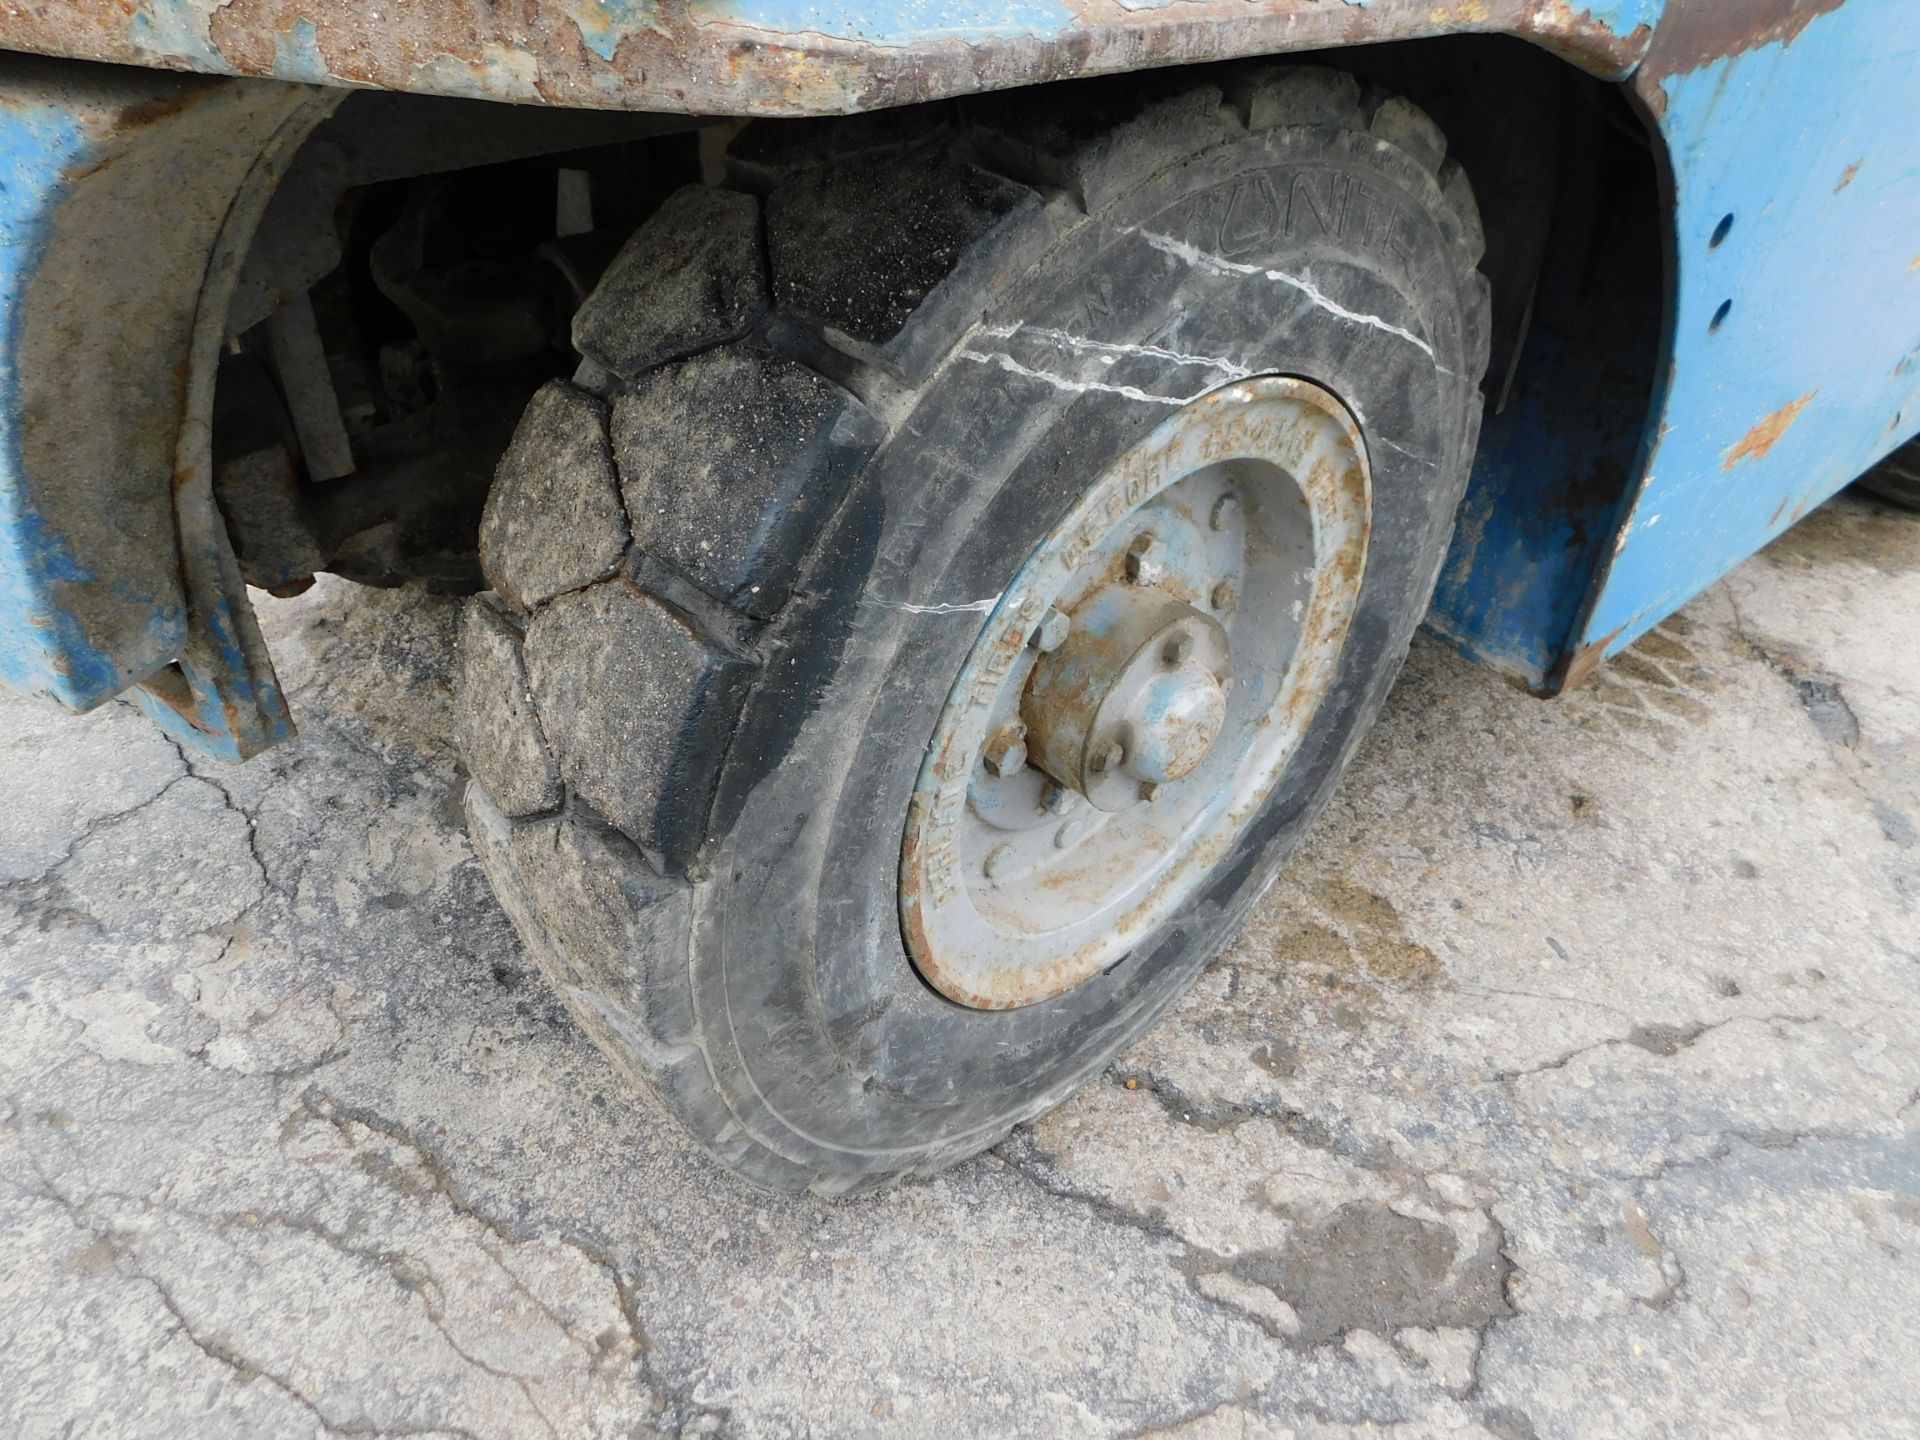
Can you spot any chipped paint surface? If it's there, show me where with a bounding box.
[1723,392,1816,470]
[1567,0,1920,672]
[0,0,1655,117]
[0,61,323,743]
[0,93,179,710]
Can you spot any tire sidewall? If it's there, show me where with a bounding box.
[694,124,1478,1177]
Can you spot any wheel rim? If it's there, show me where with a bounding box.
[900,376,1374,1010]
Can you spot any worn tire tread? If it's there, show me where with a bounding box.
[460,65,1494,1191]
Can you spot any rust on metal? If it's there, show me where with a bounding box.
[1558,624,1624,691]
[1834,160,1861,192]
[0,0,1653,119]
[1634,0,1847,112]
[901,377,1371,1011]
[1723,391,1816,469]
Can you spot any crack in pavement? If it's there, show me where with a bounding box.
[1491,1012,1825,1083]
[287,1087,717,1430]
[23,1165,487,1440]
[1728,589,1918,850]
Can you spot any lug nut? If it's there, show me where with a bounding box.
[1139,781,1165,804]
[982,725,1028,779]
[1125,533,1167,586]
[1089,739,1126,775]
[1209,579,1237,612]
[1032,607,1071,653]
[1041,780,1076,815]
[984,844,1015,879]
[1163,631,1195,667]
[1210,493,1241,532]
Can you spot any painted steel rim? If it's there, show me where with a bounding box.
[900,377,1373,1010]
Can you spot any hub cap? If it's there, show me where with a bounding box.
[900,377,1372,1009]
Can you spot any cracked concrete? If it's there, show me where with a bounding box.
[2,489,1916,1438]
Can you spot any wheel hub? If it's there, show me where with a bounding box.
[900,377,1373,1010]
[1023,588,1231,811]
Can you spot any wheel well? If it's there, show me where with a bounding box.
[1325,35,1667,693]
[215,39,1664,698]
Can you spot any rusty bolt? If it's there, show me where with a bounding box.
[1089,738,1126,775]
[1041,780,1076,815]
[1138,781,1165,804]
[1210,493,1241,532]
[1032,607,1071,654]
[1125,532,1167,585]
[984,844,1015,879]
[982,725,1028,779]
[1209,580,1237,612]
[1163,631,1195,667]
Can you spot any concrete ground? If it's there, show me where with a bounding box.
[2,489,1916,1440]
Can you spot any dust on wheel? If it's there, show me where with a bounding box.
[901,377,1373,1011]
[460,68,1493,1191]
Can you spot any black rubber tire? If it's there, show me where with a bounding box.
[458,67,1492,1192]
[1859,437,1920,510]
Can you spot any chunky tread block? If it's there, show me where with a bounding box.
[508,807,698,1059]
[1230,66,1363,132]
[966,81,1229,214]
[468,791,821,1182]
[456,600,563,818]
[1439,160,1489,268]
[1367,93,1449,175]
[478,381,627,614]
[764,150,1052,384]
[523,578,753,862]
[612,347,885,619]
[466,63,1496,1191]
[726,106,952,194]
[571,186,768,381]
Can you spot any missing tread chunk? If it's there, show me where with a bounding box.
[764,149,1055,384]
[613,346,885,619]
[572,186,769,382]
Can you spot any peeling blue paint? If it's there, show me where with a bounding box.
[1578,0,1662,37]
[125,0,222,69]
[565,0,663,61]
[271,19,331,83]
[1575,0,1920,661]
[0,95,185,709]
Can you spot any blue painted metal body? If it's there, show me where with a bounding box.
[0,1,1913,754]
[1430,0,1920,689]
[0,88,187,709]
[1572,0,1920,669]
[0,58,322,756]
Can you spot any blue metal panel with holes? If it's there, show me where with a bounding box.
[1570,0,1920,672]
[1427,0,1920,691]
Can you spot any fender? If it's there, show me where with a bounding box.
[1562,0,1920,682]
[0,1,1658,115]
[0,59,331,731]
